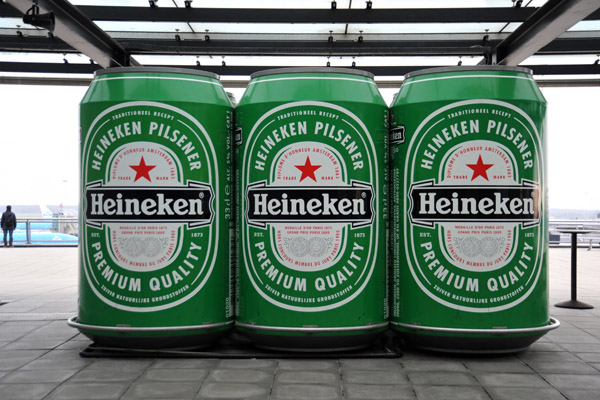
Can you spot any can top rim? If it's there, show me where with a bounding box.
[94,66,220,80]
[404,66,533,80]
[251,67,374,80]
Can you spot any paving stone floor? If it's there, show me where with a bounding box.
[1,247,600,399]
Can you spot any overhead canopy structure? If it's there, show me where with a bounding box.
[0,0,599,83]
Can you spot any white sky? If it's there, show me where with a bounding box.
[0,82,598,210]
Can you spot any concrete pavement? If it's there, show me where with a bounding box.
[1,247,600,400]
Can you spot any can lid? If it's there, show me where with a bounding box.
[251,67,374,80]
[404,66,533,80]
[94,66,220,80]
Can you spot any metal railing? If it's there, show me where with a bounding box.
[10,218,79,246]
[549,220,600,248]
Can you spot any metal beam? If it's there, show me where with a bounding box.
[2,75,600,88]
[0,61,101,73]
[3,5,600,23]
[71,6,536,24]
[0,33,73,53]
[5,0,138,67]
[490,0,600,65]
[1,61,597,77]
[3,33,599,57]
[121,38,496,57]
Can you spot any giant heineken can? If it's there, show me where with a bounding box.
[70,67,234,349]
[390,66,559,353]
[236,68,388,351]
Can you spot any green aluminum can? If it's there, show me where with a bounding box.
[390,66,559,353]
[70,67,234,349]
[235,67,389,351]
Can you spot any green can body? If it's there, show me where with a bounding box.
[235,68,389,351]
[390,66,558,353]
[74,67,234,349]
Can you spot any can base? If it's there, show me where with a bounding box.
[236,322,388,353]
[68,316,233,350]
[391,317,560,354]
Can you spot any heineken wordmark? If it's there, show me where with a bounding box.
[236,68,388,351]
[390,67,558,353]
[72,68,234,348]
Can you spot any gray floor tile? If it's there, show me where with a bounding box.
[526,342,565,352]
[526,361,600,374]
[575,352,600,363]
[0,350,48,371]
[340,359,402,371]
[342,370,408,385]
[1,369,78,383]
[271,383,342,400]
[1,339,67,350]
[541,373,600,390]
[197,382,271,399]
[408,372,479,386]
[560,389,600,400]
[152,359,217,369]
[463,358,533,374]
[278,360,339,371]
[560,343,600,353]
[54,340,93,351]
[123,381,201,399]
[414,385,491,400]
[19,357,92,371]
[140,368,209,382]
[276,370,339,385]
[486,387,565,400]
[517,351,582,363]
[208,369,273,383]
[546,332,600,344]
[343,383,415,400]
[0,333,26,342]
[47,382,129,400]
[70,368,143,382]
[86,359,155,371]
[475,372,549,388]
[216,359,277,369]
[0,383,59,400]
[401,360,467,372]
[0,323,47,334]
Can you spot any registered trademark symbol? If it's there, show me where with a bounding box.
[199,192,204,199]
[361,192,366,198]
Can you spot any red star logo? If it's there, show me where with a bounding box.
[295,156,321,182]
[130,156,156,182]
[466,155,494,181]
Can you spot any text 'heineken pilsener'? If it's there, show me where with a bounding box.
[235,68,389,351]
[390,66,559,353]
[70,67,234,349]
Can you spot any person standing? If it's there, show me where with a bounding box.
[1,205,17,247]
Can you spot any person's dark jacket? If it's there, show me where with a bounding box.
[1,210,17,230]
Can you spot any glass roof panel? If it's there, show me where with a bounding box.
[347,23,509,34]
[96,21,193,33]
[132,54,483,68]
[500,22,522,33]
[0,18,44,30]
[188,23,346,34]
[521,54,600,65]
[71,0,150,6]
[184,22,511,35]
[568,21,600,32]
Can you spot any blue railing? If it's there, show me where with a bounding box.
[8,218,79,246]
